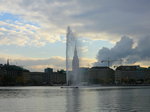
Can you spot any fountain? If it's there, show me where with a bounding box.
[66,27,80,86]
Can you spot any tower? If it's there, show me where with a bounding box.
[72,45,79,85]
[7,59,9,65]
[72,45,79,71]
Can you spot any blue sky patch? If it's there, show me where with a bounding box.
[0,12,40,27]
[0,12,21,21]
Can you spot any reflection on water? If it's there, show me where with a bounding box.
[0,86,150,112]
[66,89,80,112]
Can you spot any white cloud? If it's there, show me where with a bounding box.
[0,20,61,46]
[79,46,88,53]
[0,53,96,71]
[0,0,150,68]
[0,0,150,44]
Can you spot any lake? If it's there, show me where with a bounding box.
[0,86,150,112]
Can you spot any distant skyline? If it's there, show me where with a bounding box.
[0,0,150,71]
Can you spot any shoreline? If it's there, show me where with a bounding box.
[1,84,150,87]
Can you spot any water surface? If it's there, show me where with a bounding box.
[0,86,150,112]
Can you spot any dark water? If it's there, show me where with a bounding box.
[0,86,150,112]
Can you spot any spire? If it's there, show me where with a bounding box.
[67,26,71,33]
[72,44,79,85]
[7,59,9,65]
[72,44,79,71]
[74,44,78,58]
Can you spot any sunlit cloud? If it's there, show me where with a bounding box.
[0,20,63,46]
[1,0,149,43]
[0,0,150,71]
[0,53,96,71]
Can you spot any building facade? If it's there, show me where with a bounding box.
[115,65,150,84]
[88,67,115,84]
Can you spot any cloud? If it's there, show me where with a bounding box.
[94,36,150,67]
[0,55,65,71]
[80,58,96,67]
[0,0,150,43]
[0,53,95,71]
[0,0,150,68]
[0,20,62,46]
[81,46,88,53]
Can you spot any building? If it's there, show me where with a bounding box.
[71,45,79,85]
[49,70,66,85]
[88,66,115,84]
[22,71,49,85]
[44,68,53,84]
[115,65,150,84]
[0,62,67,86]
[0,64,29,85]
[23,68,66,86]
[78,67,89,85]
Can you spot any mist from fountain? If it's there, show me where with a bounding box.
[66,27,80,86]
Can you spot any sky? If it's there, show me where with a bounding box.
[0,0,150,71]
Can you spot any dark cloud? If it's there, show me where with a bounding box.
[1,0,150,40]
[95,36,150,66]
[71,0,150,36]
[0,0,150,68]
[136,36,150,58]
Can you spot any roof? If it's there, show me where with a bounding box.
[91,66,110,69]
[0,64,29,72]
[116,65,140,71]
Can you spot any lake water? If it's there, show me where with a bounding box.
[0,86,150,112]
